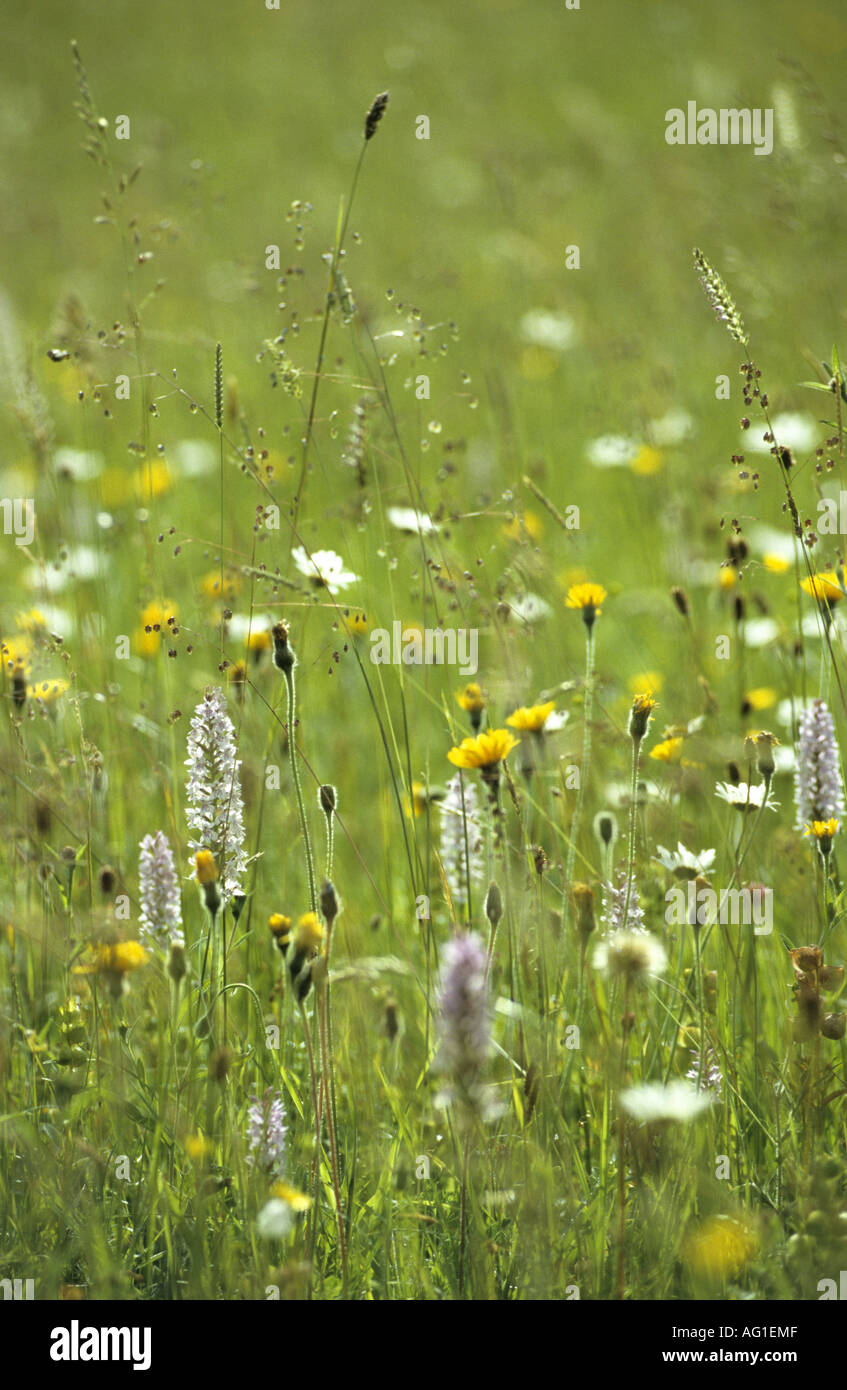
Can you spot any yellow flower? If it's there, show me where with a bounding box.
[292,912,324,955]
[245,628,273,652]
[744,687,777,712]
[136,599,178,657]
[456,682,486,714]
[801,571,845,604]
[341,610,369,637]
[15,609,48,636]
[186,1133,213,1160]
[565,582,607,626]
[683,1217,757,1278]
[134,458,173,501]
[405,781,429,818]
[27,678,70,704]
[649,736,684,763]
[762,552,790,574]
[502,510,543,541]
[629,671,663,696]
[1,635,31,672]
[270,1180,312,1211]
[202,570,242,601]
[631,445,664,476]
[804,817,839,840]
[506,701,555,732]
[719,566,736,590]
[447,728,519,769]
[74,940,149,977]
[195,851,218,885]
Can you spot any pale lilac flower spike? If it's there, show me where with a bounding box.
[794,698,845,830]
[246,1089,287,1176]
[138,830,183,947]
[436,931,494,1120]
[601,871,646,934]
[185,686,247,905]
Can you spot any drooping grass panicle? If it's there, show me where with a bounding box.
[138,830,184,947]
[185,685,248,905]
[692,247,748,346]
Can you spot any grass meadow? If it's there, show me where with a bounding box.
[2,0,847,1303]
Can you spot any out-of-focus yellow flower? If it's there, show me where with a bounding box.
[405,781,429,818]
[27,678,70,704]
[744,687,777,712]
[650,736,684,763]
[801,571,845,604]
[683,1216,757,1278]
[719,566,736,591]
[631,445,664,476]
[456,682,485,713]
[447,728,519,769]
[186,1134,213,1160]
[245,628,273,653]
[2,635,32,674]
[506,701,555,732]
[270,1180,312,1211]
[629,671,664,696]
[762,552,790,574]
[136,599,177,657]
[503,510,543,541]
[74,940,149,977]
[134,459,173,501]
[202,570,241,601]
[341,610,369,637]
[195,851,218,885]
[292,912,324,955]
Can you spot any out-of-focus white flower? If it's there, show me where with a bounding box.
[649,409,694,446]
[519,308,577,352]
[506,593,553,624]
[586,434,639,468]
[715,781,779,812]
[53,447,104,481]
[256,1198,294,1240]
[292,546,359,594]
[620,1080,714,1124]
[742,617,780,648]
[173,439,217,476]
[745,412,817,455]
[593,930,667,980]
[386,507,438,535]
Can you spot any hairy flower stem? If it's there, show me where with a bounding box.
[283,665,317,913]
[622,738,642,936]
[299,1000,322,1270]
[566,628,595,892]
[316,981,347,1292]
[616,979,631,1301]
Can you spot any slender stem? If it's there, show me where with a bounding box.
[284,666,317,913]
[622,737,642,930]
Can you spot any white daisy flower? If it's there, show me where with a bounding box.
[291,546,359,594]
[53,447,104,481]
[714,781,779,812]
[649,408,694,446]
[742,617,781,648]
[654,842,716,879]
[225,612,273,642]
[386,507,438,535]
[620,1080,714,1124]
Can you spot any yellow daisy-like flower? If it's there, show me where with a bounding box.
[744,687,777,712]
[629,671,664,696]
[292,912,324,955]
[1,635,31,672]
[456,682,486,714]
[245,629,273,653]
[27,678,70,704]
[565,582,607,627]
[801,817,834,839]
[718,566,736,591]
[136,599,178,658]
[506,701,555,732]
[683,1216,757,1278]
[447,728,519,769]
[270,1180,312,1212]
[195,851,219,885]
[762,552,790,574]
[649,736,684,763]
[801,571,845,604]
